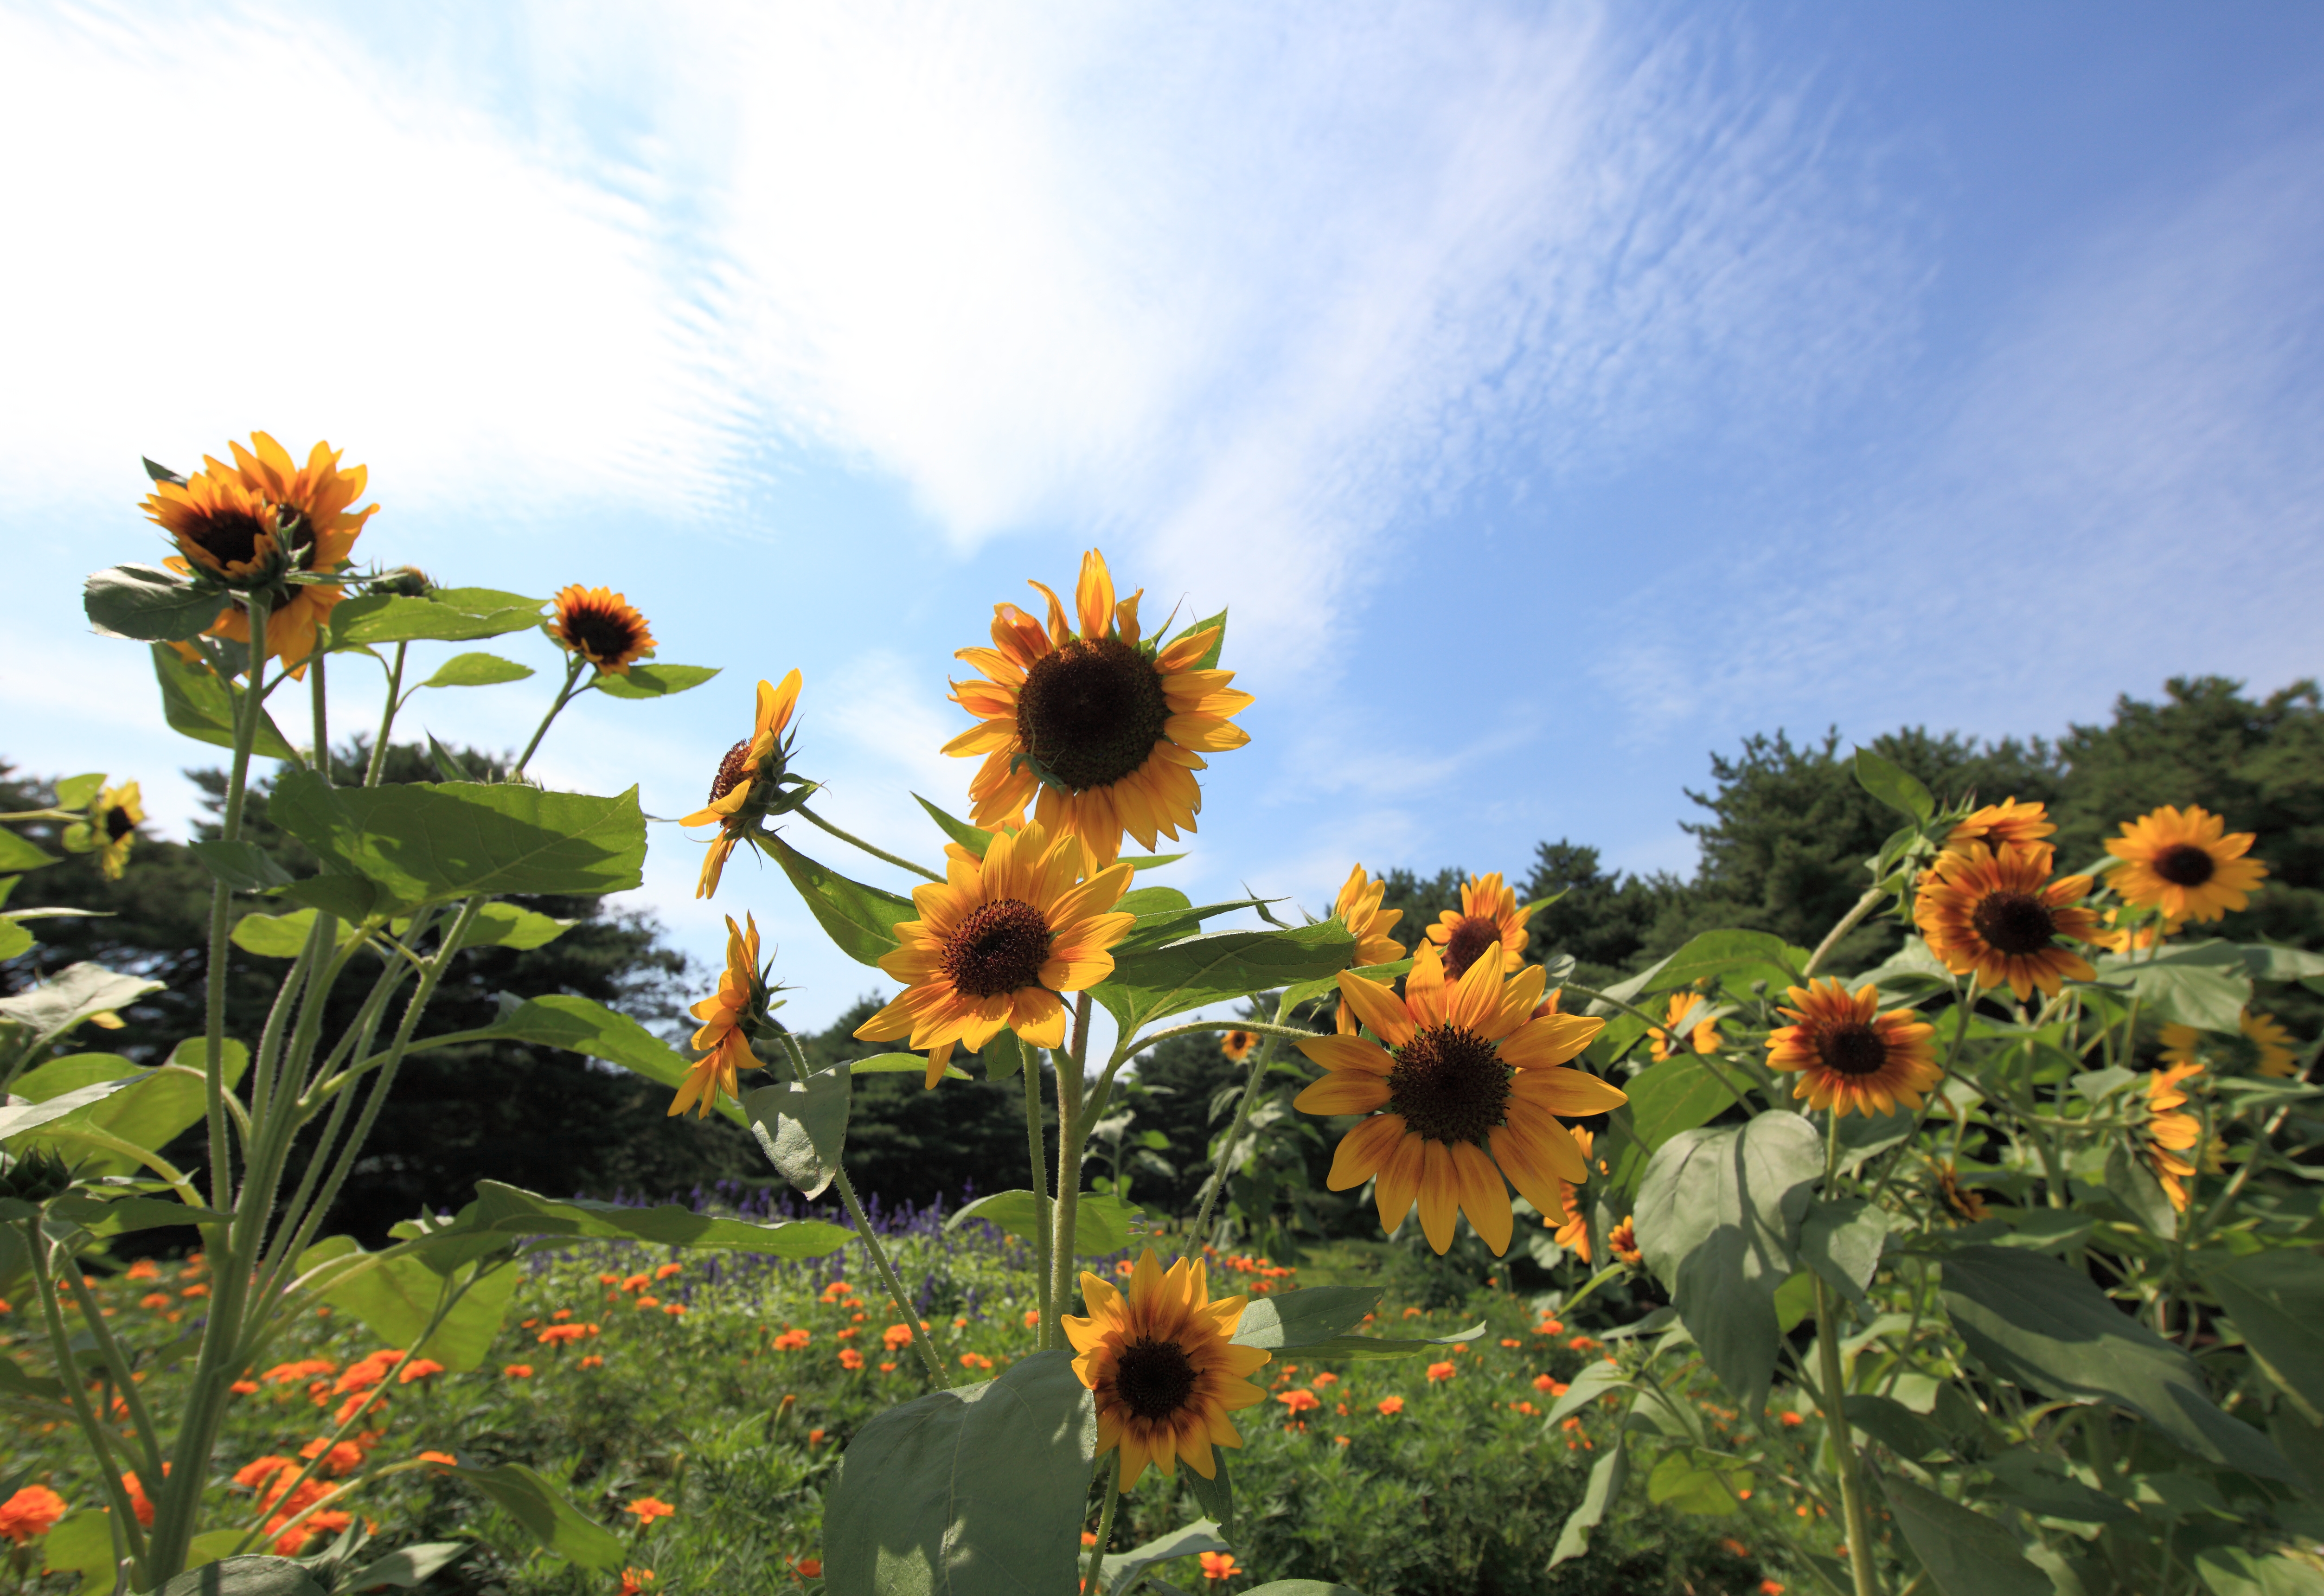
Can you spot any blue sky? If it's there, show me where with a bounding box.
[5,0,2320,1032]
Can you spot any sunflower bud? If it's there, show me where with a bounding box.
[373,565,435,598]
[0,1148,81,1206]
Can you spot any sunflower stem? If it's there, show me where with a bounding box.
[1189,993,1292,1249]
[365,642,407,786]
[512,654,587,778]
[1024,1051,1056,1350]
[1050,995,1093,1340]
[1817,1110,1883,1596]
[1803,887,1886,980]
[203,591,270,1214]
[23,1220,151,1578]
[1083,1454,1122,1596]
[796,802,944,883]
[309,648,329,780]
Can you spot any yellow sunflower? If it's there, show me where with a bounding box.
[1648,991,1719,1061]
[670,915,768,1119]
[1334,865,1408,965]
[1943,797,2055,861]
[2160,1010,2300,1080]
[682,672,803,899]
[1914,842,2100,1000]
[943,550,1253,866]
[89,781,144,882]
[1607,1214,1643,1267]
[2105,804,2266,924]
[1934,1161,1989,1223]
[1548,1125,1593,1263]
[1221,1030,1257,1064]
[2141,1061,2215,1211]
[853,820,1136,1088]
[549,585,657,674]
[1292,943,1623,1255]
[1062,1249,1271,1491]
[1765,978,1942,1117]
[2088,904,2183,954]
[1424,872,1534,981]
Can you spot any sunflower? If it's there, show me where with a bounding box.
[1607,1215,1643,1266]
[2088,904,2183,954]
[943,550,1252,867]
[1934,1161,1989,1223]
[1335,865,1408,965]
[1424,872,1534,981]
[1943,797,2055,861]
[2160,1010,2300,1080]
[1547,1126,1594,1263]
[1648,991,1718,1062]
[1765,978,1942,1117]
[1221,1030,1257,1063]
[549,585,657,674]
[1061,1249,1272,1491]
[670,916,769,1118]
[1914,842,2101,1000]
[853,819,1136,1088]
[2105,804,2266,924]
[89,781,143,881]
[2141,1061,2213,1211]
[1293,943,1623,1255]
[682,672,803,898]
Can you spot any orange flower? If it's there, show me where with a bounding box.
[1648,992,1719,1062]
[672,914,770,1117]
[0,1486,67,1545]
[419,1451,458,1467]
[1944,797,2055,863]
[580,1355,606,1370]
[2105,804,2266,924]
[626,1497,677,1525]
[1221,1030,1257,1063]
[548,585,656,674]
[2143,1062,2216,1211]
[399,1359,445,1384]
[1277,1389,1321,1414]
[230,1380,260,1395]
[622,1569,659,1595]
[1914,843,2100,1000]
[773,1329,811,1352]
[1548,1124,1595,1263]
[301,1439,366,1478]
[503,1364,535,1379]
[120,1469,158,1527]
[1425,1362,1456,1383]
[1608,1215,1643,1266]
[839,1349,865,1371]
[1199,1551,1241,1582]
[1376,1396,1405,1416]
[1424,872,1534,981]
[539,1324,592,1346]
[1765,978,1943,1117]
[794,1557,824,1578]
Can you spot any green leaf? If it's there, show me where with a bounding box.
[1180,1444,1235,1532]
[1239,1587,1365,1596]
[1842,1394,1945,1460]
[1227,1286,1381,1348]
[339,1543,469,1591]
[1281,957,1412,1013]
[1100,1519,1229,1596]
[950,1189,1144,1255]
[1972,1448,2134,1523]
[48,1192,231,1233]
[473,993,743,1128]
[39,1510,119,1596]
[1112,895,1266,955]
[442,1463,622,1570]
[825,1349,1097,1596]
[913,795,992,857]
[1293,1322,1487,1362]
[84,562,228,642]
[153,1555,328,1596]
[741,1065,850,1200]
[1854,747,1937,823]
[267,771,646,910]
[2241,943,2324,984]
[231,909,357,959]
[0,962,164,1052]
[1878,1472,2051,1596]
[591,663,721,700]
[0,1076,150,1145]
[1548,1440,1628,1565]
[420,652,534,689]
[0,830,60,872]
[53,773,106,809]
[1545,1359,1630,1424]
[1623,1057,1738,1153]
[151,644,300,761]
[1175,608,1229,672]
[2207,1250,2324,1426]
[191,840,294,893]
[1800,1197,1890,1313]
[829,1051,967,1082]
[455,902,575,950]
[980,1033,1024,1082]
[1095,921,1356,1030]
[452,1180,851,1257]
[278,877,378,921]
[329,589,543,645]
[0,919,30,960]
[2194,1546,2324,1596]
[1642,929,1801,996]
[766,833,916,968]
[1634,1114,1821,1416]
[1940,1244,2296,1480]
[2095,940,2253,1032]
[1646,1449,1751,1515]
[295,1236,518,1372]
[2105,1141,2178,1239]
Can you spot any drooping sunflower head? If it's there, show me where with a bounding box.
[1607,1214,1643,1267]
[143,465,285,585]
[1765,978,1942,1118]
[1293,943,1622,1256]
[1944,797,2055,862]
[671,915,775,1119]
[549,585,658,674]
[682,672,805,899]
[1424,872,1535,982]
[1934,1161,1989,1223]
[1548,1125,1593,1262]
[1221,1030,1257,1064]
[90,780,144,882]
[943,549,1253,866]
[1649,990,1718,1061]
[2141,1061,2216,1211]
[2160,1011,2300,1080]
[2105,804,2266,924]
[1913,842,2101,1000]
[1333,864,1408,967]
[853,819,1137,1083]
[1061,1249,1271,1491]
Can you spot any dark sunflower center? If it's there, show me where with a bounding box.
[103,806,136,844]
[941,897,1052,999]
[1014,637,1172,792]
[1817,1021,1890,1077]
[184,508,273,570]
[708,739,755,803]
[1970,890,2057,956]
[1441,916,1503,981]
[1387,1023,1510,1145]
[2154,843,2216,887]
[566,605,643,661]
[1113,1336,1199,1423]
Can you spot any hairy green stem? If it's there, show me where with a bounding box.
[59,1254,165,1482]
[797,802,944,882]
[1024,1052,1056,1350]
[1803,887,1887,979]
[202,594,270,1213]
[24,1220,150,1573]
[1817,1112,1881,1596]
[512,654,587,777]
[1083,1455,1122,1596]
[365,641,407,785]
[1049,996,1093,1334]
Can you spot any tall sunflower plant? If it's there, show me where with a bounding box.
[1505,752,2324,1596]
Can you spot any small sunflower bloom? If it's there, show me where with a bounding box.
[1335,864,1408,966]
[2089,904,2183,954]
[672,914,771,1118]
[2161,1010,2301,1079]
[944,549,1253,866]
[1424,872,1534,981]
[1766,978,1942,1117]
[1914,842,2101,1000]
[2142,1062,2216,1211]
[74,781,145,881]
[1608,1214,1643,1266]
[1547,1126,1594,1262]
[1944,797,2055,862]
[548,585,657,674]
[853,819,1135,1087]
[1295,944,1623,1255]
[1061,1249,1271,1491]
[1648,991,1719,1061]
[1221,1030,1257,1063]
[682,671,805,899]
[1935,1162,1989,1223]
[2105,804,2266,923]
[0,1485,66,1545]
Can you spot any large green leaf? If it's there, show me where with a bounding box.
[1972,1448,2134,1523]
[1799,1197,1890,1314]
[1940,1244,2295,1480]
[451,1181,851,1257]
[267,771,646,909]
[1547,1440,1628,1566]
[1854,747,1936,823]
[1623,1057,1738,1153]
[2207,1250,2324,1426]
[38,1510,116,1596]
[1290,1321,1487,1362]
[151,645,300,761]
[950,1189,1142,1255]
[296,1235,519,1372]
[442,1462,622,1570]
[191,840,295,893]
[1111,896,1267,955]
[329,588,543,645]
[152,1556,328,1596]
[1095,921,1355,1030]
[591,664,720,700]
[1634,1114,1821,1416]
[0,1075,151,1146]
[1099,1519,1229,1596]
[1281,957,1412,1012]
[1878,1473,2050,1596]
[231,909,360,959]
[420,652,533,689]
[0,830,59,872]
[472,993,743,1128]
[1641,929,1801,997]
[741,1066,850,1200]
[825,1349,1097,1596]
[2194,1546,2324,1596]
[0,961,164,1053]
[2094,941,2252,1032]
[84,562,228,641]
[14,1038,250,1174]
[767,833,917,968]
[1228,1287,1381,1348]
[1645,1449,1751,1515]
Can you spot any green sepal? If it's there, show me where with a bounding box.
[914,794,992,856]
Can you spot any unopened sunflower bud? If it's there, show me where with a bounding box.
[373,565,435,598]
[0,1149,80,1205]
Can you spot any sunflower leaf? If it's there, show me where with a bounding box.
[913,794,992,856]
[421,652,534,689]
[13,1038,250,1175]
[1096,920,1356,1030]
[1181,1452,1236,1535]
[439,1463,624,1571]
[1878,1473,2052,1596]
[2093,940,2252,1032]
[1176,608,1229,672]
[741,1065,850,1199]
[1853,747,1937,824]
[329,589,544,645]
[765,833,916,968]
[1799,1197,1890,1313]
[1227,1285,1380,1348]
[447,1181,852,1257]
[591,663,720,699]
[295,1234,519,1372]
[468,993,747,1128]
[85,563,228,641]
[2103,1141,2178,1240]
[191,839,295,892]
[1548,1438,1628,1566]
[2203,1250,2324,1427]
[151,1557,327,1596]
[1280,956,1411,1011]
[1287,1321,1488,1361]
[151,643,301,761]
[1100,1519,1229,1596]
[949,1188,1143,1254]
